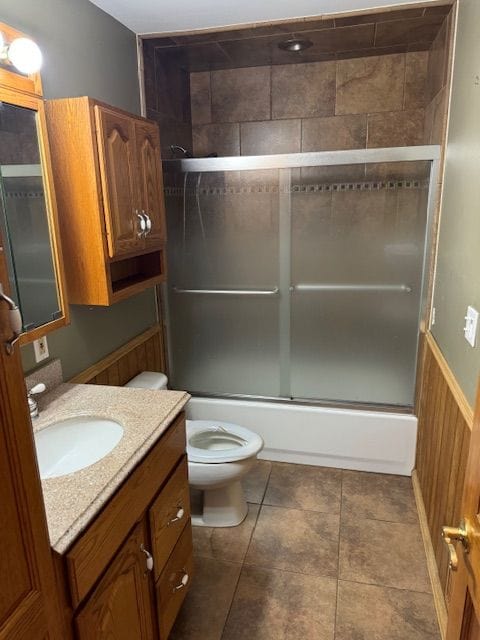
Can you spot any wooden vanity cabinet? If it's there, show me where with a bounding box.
[57,412,193,640]
[75,520,156,640]
[45,97,167,306]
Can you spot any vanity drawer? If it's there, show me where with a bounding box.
[149,456,191,580]
[66,412,186,607]
[156,524,194,640]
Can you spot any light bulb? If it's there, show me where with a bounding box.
[7,37,42,74]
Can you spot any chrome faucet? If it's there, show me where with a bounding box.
[27,383,46,418]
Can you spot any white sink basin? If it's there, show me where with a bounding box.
[35,416,124,479]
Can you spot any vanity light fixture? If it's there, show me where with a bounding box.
[0,33,43,74]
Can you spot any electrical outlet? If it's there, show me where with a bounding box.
[33,336,49,362]
[464,306,479,348]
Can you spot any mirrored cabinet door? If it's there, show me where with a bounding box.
[0,99,67,341]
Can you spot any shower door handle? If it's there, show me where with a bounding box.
[173,287,280,296]
[291,283,412,293]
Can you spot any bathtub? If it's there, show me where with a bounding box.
[186,397,417,476]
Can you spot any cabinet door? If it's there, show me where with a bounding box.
[95,106,143,257]
[75,520,155,640]
[149,457,191,581]
[156,525,194,640]
[0,244,62,639]
[135,120,166,248]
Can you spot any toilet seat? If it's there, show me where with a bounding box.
[186,420,263,464]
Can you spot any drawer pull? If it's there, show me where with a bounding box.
[168,507,185,526]
[140,543,154,574]
[172,570,189,592]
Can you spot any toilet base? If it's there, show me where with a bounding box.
[191,480,248,527]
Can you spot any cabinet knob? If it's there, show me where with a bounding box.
[172,569,189,592]
[140,543,154,574]
[168,506,185,526]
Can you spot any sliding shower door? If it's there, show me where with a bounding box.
[290,161,430,405]
[164,149,438,407]
[166,169,281,396]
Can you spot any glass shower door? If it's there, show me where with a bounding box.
[166,169,281,396]
[290,161,430,405]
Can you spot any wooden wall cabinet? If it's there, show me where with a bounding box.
[56,413,193,640]
[45,97,167,306]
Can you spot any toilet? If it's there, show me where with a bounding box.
[125,371,264,527]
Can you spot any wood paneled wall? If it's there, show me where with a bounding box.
[69,325,166,385]
[415,332,473,601]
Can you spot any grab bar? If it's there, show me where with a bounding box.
[173,286,280,296]
[292,283,412,293]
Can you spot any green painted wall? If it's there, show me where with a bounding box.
[431,0,480,406]
[2,0,158,379]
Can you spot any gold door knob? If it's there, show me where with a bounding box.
[442,520,469,570]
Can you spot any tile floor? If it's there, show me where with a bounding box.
[170,461,440,640]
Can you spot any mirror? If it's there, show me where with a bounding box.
[0,102,62,332]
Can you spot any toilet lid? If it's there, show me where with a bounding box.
[186,420,264,463]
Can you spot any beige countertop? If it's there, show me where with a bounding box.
[33,383,190,554]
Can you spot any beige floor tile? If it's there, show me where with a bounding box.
[245,505,339,578]
[243,460,272,504]
[222,565,336,640]
[170,556,242,640]
[342,470,418,523]
[336,580,440,639]
[192,503,260,563]
[339,516,431,592]
[263,462,342,513]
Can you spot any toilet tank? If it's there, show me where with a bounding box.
[124,371,168,390]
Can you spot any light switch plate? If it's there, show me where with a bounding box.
[33,336,49,362]
[464,306,479,348]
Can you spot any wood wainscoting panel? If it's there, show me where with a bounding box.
[69,324,166,385]
[415,332,472,607]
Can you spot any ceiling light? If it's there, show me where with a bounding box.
[278,38,313,52]
[0,35,43,74]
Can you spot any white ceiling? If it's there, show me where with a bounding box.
[89,0,443,35]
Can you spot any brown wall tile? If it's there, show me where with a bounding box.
[334,8,424,27]
[424,86,447,144]
[155,48,191,122]
[190,72,212,125]
[240,120,301,155]
[336,54,405,115]
[375,14,446,47]
[211,66,271,123]
[426,16,449,102]
[147,109,193,159]
[271,61,335,119]
[367,109,425,148]
[142,41,157,111]
[404,51,428,109]
[193,123,240,156]
[302,114,367,152]
[299,24,375,54]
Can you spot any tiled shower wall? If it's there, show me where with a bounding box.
[143,40,193,159]
[190,52,429,157]
[424,8,454,145]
